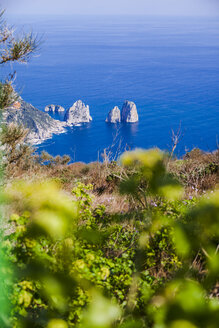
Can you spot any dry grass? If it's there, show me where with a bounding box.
[93,192,129,214]
[168,148,219,194]
[5,147,219,214]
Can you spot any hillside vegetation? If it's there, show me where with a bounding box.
[1,136,219,328]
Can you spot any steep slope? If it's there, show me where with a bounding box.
[3,99,66,144]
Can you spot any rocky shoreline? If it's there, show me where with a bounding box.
[4,99,67,145]
[4,98,139,145]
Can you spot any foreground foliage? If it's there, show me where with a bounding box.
[1,148,219,327]
[0,10,38,109]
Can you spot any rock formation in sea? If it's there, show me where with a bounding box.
[45,104,65,112]
[105,106,121,123]
[64,100,92,125]
[3,98,66,144]
[121,100,139,123]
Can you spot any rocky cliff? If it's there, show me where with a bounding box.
[105,106,121,123]
[3,99,66,144]
[45,104,65,112]
[64,100,92,125]
[121,101,138,123]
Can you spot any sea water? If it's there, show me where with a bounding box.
[3,15,219,162]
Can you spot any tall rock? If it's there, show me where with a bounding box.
[121,101,138,123]
[64,100,92,125]
[105,106,121,123]
[3,98,66,144]
[45,104,65,112]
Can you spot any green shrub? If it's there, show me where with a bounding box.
[1,149,219,328]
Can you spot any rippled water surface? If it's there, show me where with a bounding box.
[4,15,219,162]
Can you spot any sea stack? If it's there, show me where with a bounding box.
[45,104,65,112]
[64,100,92,125]
[121,100,138,123]
[105,106,121,123]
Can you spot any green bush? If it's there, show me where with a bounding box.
[1,149,219,328]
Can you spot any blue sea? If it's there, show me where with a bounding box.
[3,15,219,162]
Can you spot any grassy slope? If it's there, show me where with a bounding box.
[6,147,219,214]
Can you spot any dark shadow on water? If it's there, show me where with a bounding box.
[122,122,139,137]
[105,122,139,136]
